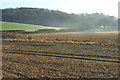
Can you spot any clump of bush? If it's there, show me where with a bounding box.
[2,32,32,40]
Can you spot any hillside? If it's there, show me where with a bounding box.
[1,21,63,32]
[1,7,117,31]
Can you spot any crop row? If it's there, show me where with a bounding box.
[2,38,118,46]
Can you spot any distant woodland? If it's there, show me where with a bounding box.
[1,7,118,31]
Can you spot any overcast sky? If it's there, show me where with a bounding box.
[0,0,119,17]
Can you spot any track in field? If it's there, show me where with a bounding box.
[4,51,120,63]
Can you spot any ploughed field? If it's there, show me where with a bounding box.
[2,32,119,78]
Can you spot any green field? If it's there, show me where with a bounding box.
[1,21,62,32]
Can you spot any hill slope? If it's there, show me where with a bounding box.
[1,7,117,31]
[1,21,62,32]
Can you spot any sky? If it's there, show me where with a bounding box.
[0,0,119,17]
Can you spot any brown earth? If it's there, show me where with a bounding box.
[2,32,119,79]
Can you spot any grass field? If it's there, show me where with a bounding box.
[2,32,119,78]
[1,21,62,32]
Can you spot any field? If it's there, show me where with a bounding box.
[1,21,62,32]
[2,31,120,79]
